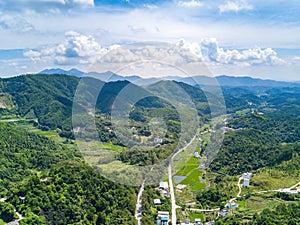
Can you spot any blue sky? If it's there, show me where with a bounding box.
[0,0,300,81]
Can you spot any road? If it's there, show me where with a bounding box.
[225,177,243,207]
[187,208,220,212]
[135,180,145,225]
[1,197,23,225]
[257,181,300,194]
[169,135,197,225]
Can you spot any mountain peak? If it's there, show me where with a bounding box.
[39,68,84,77]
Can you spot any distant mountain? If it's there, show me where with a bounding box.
[215,75,298,87]
[38,68,300,88]
[39,68,84,77]
[85,71,141,83]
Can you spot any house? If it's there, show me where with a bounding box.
[160,190,169,197]
[219,209,229,217]
[242,172,252,179]
[199,164,205,170]
[159,182,169,191]
[180,219,190,225]
[154,198,161,206]
[156,217,168,225]
[243,178,250,187]
[227,202,239,209]
[195,218,202,224]
[154,138,163,144]
[157,211,169,225]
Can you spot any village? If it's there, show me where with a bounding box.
[146,168,300,225]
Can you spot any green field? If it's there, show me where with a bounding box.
[181,169,202,186]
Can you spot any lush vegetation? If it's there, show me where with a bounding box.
[0,123,137,224]
[1,73,300,224]
[210,101,300,175]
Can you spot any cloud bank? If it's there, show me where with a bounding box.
[24,32,285,69]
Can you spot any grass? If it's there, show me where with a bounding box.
[237,200,246,208]
[250,170,300,192]
[188,212,204,222]
[176,156,200,176]
[191,183,205,191]
[0,219,5,225]
[177,164,199,176]
[181,170,202,186]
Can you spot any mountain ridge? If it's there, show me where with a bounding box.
[38,68,300,87]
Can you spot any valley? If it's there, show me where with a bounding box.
[0,73,299,225]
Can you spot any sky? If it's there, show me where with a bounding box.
[0,0,300,81]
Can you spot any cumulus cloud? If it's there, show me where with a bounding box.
[178,38,285,66]
[24,33,285,68]
[177,0,203,8]
[219,0,253,13]
[176,38,203,60]
[24,31,110,65]
[0,15,35,33]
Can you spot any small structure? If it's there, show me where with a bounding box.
[227,202,239,209]
[176,184,187,191]
[157,211,169,225]
[242,172,252,179]
[219,209,229,217]
[243,178,250,187]
[159,182,169,191]
[199,164,205,170]
[154,198,161,206]
[154,138,163,144]
[180,219,190,225]
[194,152,200,158]
[195,218,202,224]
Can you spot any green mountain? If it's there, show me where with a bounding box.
[0,123,137,225]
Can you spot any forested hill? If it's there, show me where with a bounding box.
[0,74,158,138]
[210,95,300,175]
[0,122,137,224]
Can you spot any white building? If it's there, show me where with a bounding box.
[194,152,200,158]
[219,209,229,217]
[154,199,161,205]
[243,178,250,187]
[159,182,169,190]
[227,202,239,209]
[242,172,252,179]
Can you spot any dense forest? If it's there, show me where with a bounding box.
[0,123,137,224]
[210,102,300,175]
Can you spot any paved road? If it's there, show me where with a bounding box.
[169,135,197,225]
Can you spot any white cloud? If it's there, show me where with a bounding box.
[179,38,285,66]
[176,38,203,60]
[219,0,253,13]
[0,15,35,33]
[177,0,203,8]
[24,34,286,68]
[24,31,110,65]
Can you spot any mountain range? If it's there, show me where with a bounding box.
[39,68,300,88]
